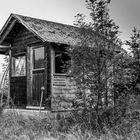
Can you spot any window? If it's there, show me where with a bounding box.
[12,55,26,76]
[54,51,70,74]
[33,47,44,69]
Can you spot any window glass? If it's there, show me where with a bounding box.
[55,51,70,74]
[12,55,26,76]
[33,47,44,69]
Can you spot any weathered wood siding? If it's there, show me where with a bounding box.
[50,44,77,111]
[10,76,27,106]
[10,25,40,106]
[9,24,76,109]
[32,70,45,105]
[12,25,39,48]
[51,74,76,111]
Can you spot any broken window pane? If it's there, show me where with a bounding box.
[55,51,70,74]
[33,47,44,69]
[12,55,26,76]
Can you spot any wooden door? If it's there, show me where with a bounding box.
[31,45,45,106]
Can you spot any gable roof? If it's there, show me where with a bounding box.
[0,13,121,54]
[0,13,87,46]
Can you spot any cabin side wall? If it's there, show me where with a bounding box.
[9,24,76,110]
[50,44,76,111]
[10,25,40,106]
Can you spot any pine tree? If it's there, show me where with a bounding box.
[126,27,140,93]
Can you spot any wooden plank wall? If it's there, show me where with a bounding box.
[10,25,40,106]
[50,44,77,111]
[32,70,45,105]
[51,74,76,111]
[12,25,39,48]
[10,76,27,106]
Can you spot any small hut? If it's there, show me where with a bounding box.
[0,14,120,111]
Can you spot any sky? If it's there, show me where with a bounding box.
[0,0,140,72]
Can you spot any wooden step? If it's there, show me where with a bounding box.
[26,106,45,110]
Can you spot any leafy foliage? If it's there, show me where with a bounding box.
[66,0,140,134]
[70,0,122,111]
[126,27,140,94]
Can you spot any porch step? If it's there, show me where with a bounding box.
[3,108,49,116]
[26,106,45,110]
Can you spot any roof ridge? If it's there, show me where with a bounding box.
[12,13,104,40]
[0,13,120,50]
[12,13,78,29]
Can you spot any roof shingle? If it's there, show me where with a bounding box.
[13,14,83,46]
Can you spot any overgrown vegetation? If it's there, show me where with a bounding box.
[64,0,140,138]
[0,109,140,140]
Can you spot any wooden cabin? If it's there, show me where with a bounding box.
[0,14,120,111]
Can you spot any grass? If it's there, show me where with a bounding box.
[0,108,140,140]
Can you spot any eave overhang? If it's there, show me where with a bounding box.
[0,45,10,55]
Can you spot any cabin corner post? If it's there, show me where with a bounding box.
[44,42,52,109]
[26,46,32,106]
[8,48,11,108]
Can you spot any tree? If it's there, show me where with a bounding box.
[70,0,122,111]
[126,27,140,94]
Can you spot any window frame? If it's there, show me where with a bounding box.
[32,45,45,72]
[53,49,70,75]
[11,53,26,77]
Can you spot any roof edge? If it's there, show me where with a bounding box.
[12,14,45,42]
[0,13,45,45]
[0,13,14,38]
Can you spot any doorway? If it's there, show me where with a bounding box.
[31,45,45,106]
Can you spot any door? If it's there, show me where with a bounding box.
[31,45,45,106]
